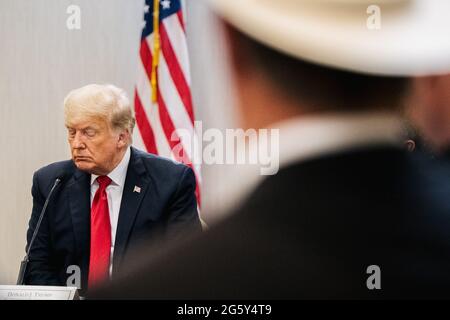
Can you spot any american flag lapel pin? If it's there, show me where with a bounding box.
[133,186,141,194]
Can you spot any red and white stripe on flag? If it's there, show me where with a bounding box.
[135,0,201,206]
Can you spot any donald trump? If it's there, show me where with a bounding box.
[23,84,201,294]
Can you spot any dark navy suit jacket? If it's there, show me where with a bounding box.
[94,146,450,299]
[24,147,201,293]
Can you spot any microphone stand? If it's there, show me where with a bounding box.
[17,178,61,285]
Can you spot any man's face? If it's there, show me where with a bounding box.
[66,117,124,175]
[408,75,450,152]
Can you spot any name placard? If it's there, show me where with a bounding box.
[0,285,78,300]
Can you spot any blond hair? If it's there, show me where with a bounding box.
[64,84,135,143]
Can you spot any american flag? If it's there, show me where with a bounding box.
[135,0,201,205]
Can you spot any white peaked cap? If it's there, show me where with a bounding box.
[207,0,450,76]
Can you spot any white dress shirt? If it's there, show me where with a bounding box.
[275,112,404,169]
[90,147,131,276]
[217,112,405,217]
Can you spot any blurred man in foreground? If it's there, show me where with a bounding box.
[94,0,450,299]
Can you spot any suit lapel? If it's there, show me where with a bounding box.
[67,168,91,283]
[113,148,150,273]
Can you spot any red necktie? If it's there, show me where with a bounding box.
[88,175,112,288]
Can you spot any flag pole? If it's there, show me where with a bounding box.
[151,0,160,103]
[181,0,187,26]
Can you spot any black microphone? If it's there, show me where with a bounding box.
[17,176,64,285]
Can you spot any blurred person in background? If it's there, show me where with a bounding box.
[401,119,434,156]
[408,74,450,160]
